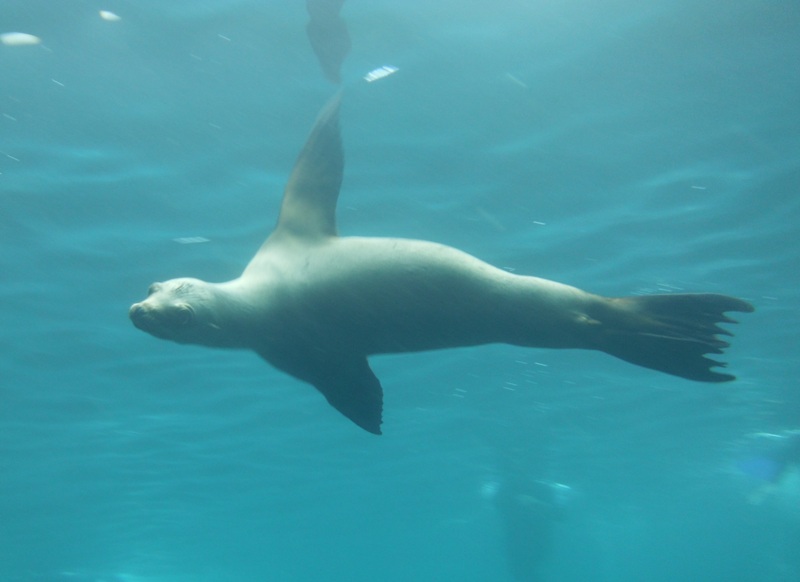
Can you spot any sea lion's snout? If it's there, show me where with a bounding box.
[129,296,197,342]
[129,301,170,339]
[129,302,150,330]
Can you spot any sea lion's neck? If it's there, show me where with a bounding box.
[197,279,263,349]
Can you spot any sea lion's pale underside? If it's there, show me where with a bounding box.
[130,95,754,435]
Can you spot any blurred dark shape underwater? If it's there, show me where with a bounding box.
[493,479,571,581]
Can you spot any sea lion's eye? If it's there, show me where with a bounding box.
[176,305,194,326]
[147,283,160,296]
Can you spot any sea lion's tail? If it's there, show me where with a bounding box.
[591,293,754,382]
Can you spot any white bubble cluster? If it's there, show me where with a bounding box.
[99,10,122,21]
[364,65,399,83]
[0,32,42,46]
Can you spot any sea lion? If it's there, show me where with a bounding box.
[129,94,754,435]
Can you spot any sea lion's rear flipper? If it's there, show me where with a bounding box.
[592,293,754,382]
[272,93,343,240]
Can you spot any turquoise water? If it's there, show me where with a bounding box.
[2,1,799,580]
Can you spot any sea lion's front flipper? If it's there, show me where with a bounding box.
[273,93,343,240]
[262,349,384,435]
[309,356,384,435]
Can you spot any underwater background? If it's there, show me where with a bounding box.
[2,1,799,580]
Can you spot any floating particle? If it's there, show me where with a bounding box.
[1,32,42,46]
[364,65,398,83]
[173,237,210,244]
[99,11,122,21]
[504,73,528,88]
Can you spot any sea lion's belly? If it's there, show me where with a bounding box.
[256,236,593,355]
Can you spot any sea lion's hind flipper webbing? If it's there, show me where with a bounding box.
[594,293,754,382]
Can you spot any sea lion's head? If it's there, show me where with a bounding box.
[129,277,225,346]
